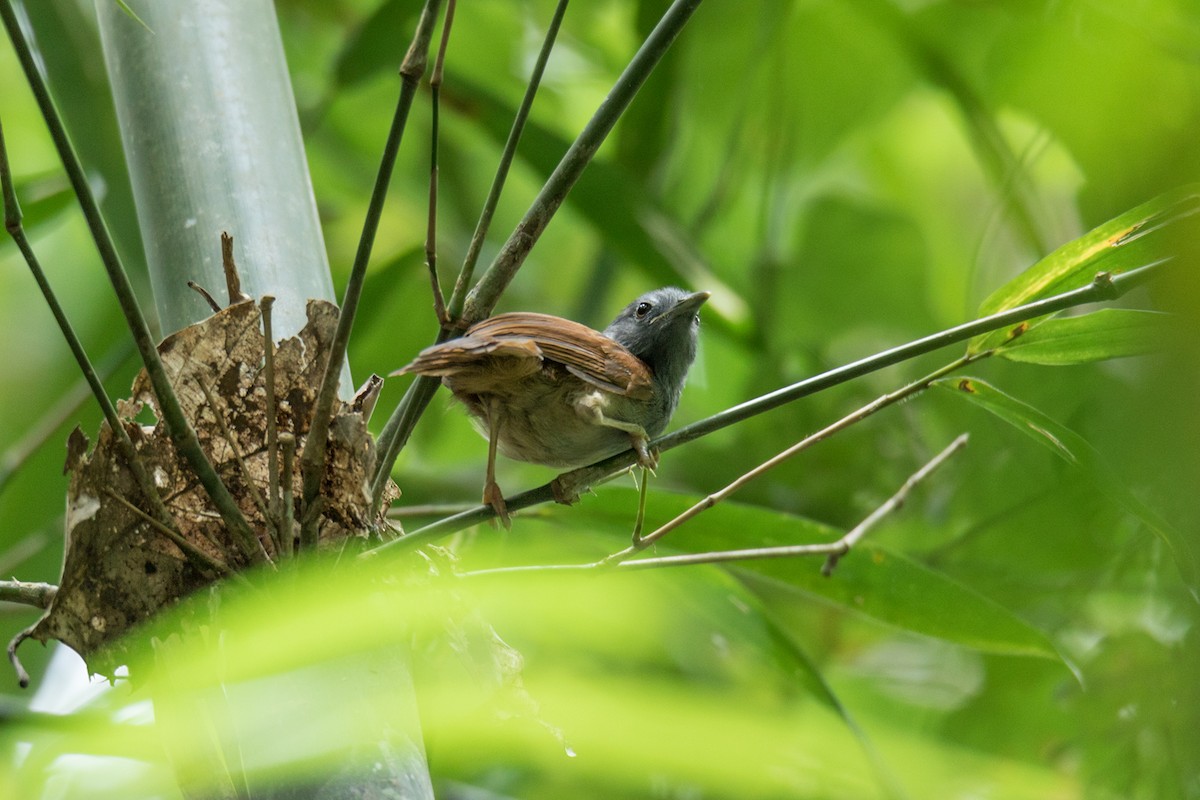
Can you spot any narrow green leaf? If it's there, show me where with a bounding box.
[113,0,152,33]
[969,185,1200,354]
[549,488,1064,661]
[935,377,1199,597]
[995,309,1169,365]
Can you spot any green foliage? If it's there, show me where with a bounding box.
[2,0,1198,798]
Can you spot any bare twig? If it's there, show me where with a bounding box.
[460,434,969,579]
[8,623,35,688]
[424,0,456,325]
[280,433,296,558]
[261,295,282,552]
[352,374,384,421]
[447,0,571,321]
[194,376,274,546]
[220,232,251,304]
[0,580,58,610]
[821,433,969,575]
[187,281,223,313]
[106,490,236,578]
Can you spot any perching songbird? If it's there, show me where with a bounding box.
[394,287,709,525]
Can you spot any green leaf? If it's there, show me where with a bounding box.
[935,377,1199,598]
[995,309,1169,365]
[544,488,1064,661]
[113,0,152,32]
[969,185,1200,354]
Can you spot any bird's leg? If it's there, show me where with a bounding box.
[631,466,651,546]
[575,395,658,470]
[482,399,511,529]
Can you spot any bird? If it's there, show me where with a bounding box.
[394,287,710,525]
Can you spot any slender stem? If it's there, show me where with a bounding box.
[194,377,273,540]
[187,281,223,313]
[370,372,443,512]
[300,0,443,543]
[8,623,35,688]
[0,580,58,610]
[0,117,127,467]
[447,0,571,321]
[1,9,264,565]
[461,433,969,579]
[261,296,282,552]
[106,491,234,578]
[220,232,250,304]
[424,0,456,324]
[461,0,705,323]
[280,433,296,559]
[822,434,970,576]
[365,263,1163,556]
[600,357,979,566]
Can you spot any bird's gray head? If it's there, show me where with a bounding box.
[604,287,710,406]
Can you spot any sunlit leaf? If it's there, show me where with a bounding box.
[969,185,1200,353]
[995,309,1169,365]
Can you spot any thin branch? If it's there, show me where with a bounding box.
[187,281,223,313]
[0,580,57,610]
[279,434,296,558]
[460,0,705,323]
[261,296,282,553]
[105,490,236,578]
[821,433,969,575]
[194,376,274,542]
[366,264,1165,556]
[8,623,35,688]
[220,232,251,304]
[424,0,455,325]
[370,375,443,514]
[460,433,968,579]
[300,0,444,544]
[599,358,977,566]
[447,0,571,321]
[387,502,479,518]
[0,14,264,565]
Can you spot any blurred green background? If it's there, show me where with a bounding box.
[2,0,1198,797]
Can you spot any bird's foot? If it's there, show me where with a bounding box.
[483,480,512,530]
[632,435,659,472]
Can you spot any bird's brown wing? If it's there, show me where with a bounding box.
[397,312,653,399]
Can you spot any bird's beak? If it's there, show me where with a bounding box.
[656,290,711,324]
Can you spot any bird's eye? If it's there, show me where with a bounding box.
[635,301,653,318]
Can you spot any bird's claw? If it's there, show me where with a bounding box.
[483,480,512,530]
[632,436,659,472]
